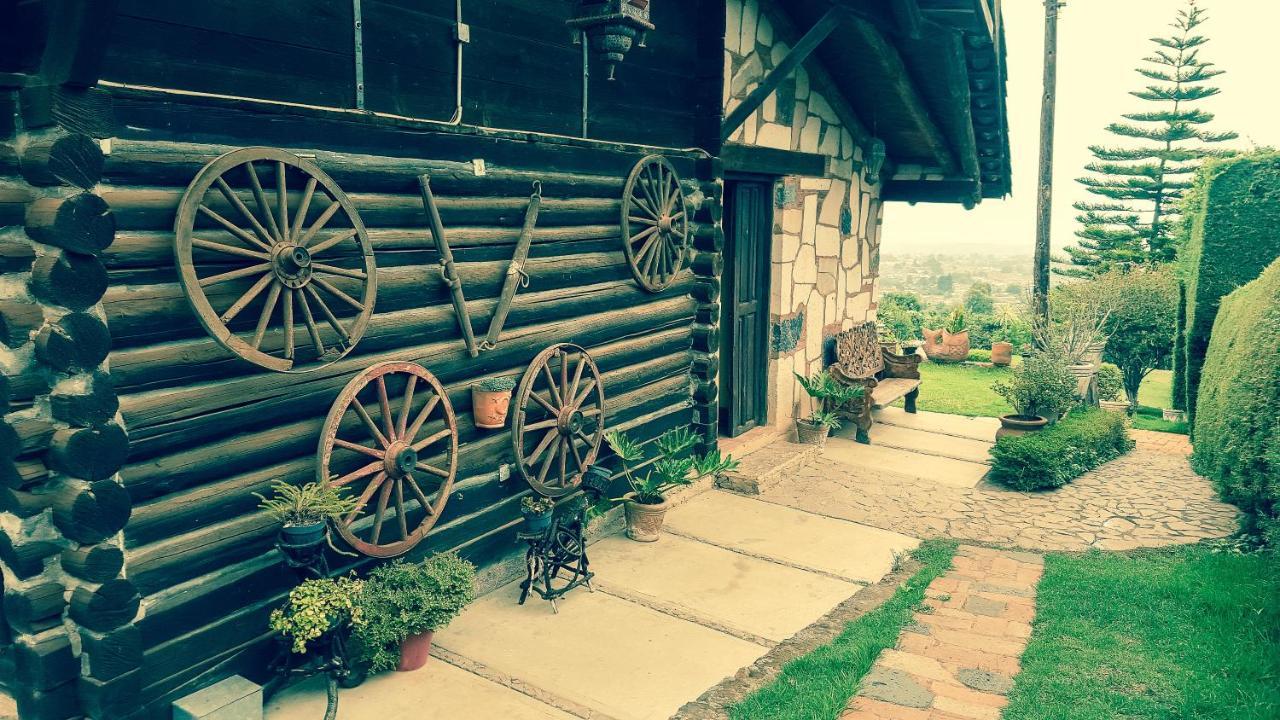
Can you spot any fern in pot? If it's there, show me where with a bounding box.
[794,370,863,447]
[257,480,359,548]
[607,427,737,542]
[353,552,476,673]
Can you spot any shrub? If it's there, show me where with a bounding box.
[945,307,967,333]
[878,302,923,344]
[270,576,365,654]
[989,408,1134,491]
[1180,153,1280,423]
[992,352,1077,421]
[1095,363,1124,402]
[1192,258,1280,545]
[967,349,991,363]
[353,552,476,673]
[1092,267,1178,410]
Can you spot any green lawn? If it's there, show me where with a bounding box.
[730,540,958,720]
[1137,369,1173,408]
[1005,545,1279,720]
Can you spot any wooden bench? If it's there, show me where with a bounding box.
[829,321,923,444]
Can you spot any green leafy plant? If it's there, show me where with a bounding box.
[988,408,1133,491]
[269,576,365,654]
[992,352,1078,421]
[255,481,359,526]
[1095,363,1125,403]
[606,427,738,505]
[794,371,864,428]
[353,552,476,673]
[520,495,555,515]
[945,307,967,334]
[474,375,516,392]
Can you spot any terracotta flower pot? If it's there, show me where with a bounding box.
[471,386,512,429]
[996,414,1048,439]
[396,630,435,672]
[922,328,970,362]
[990,341,1013,367]
[623,493,671,542]
[795,418,831,447]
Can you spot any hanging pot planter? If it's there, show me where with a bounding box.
[520,495,556,535]
[472,376,516,429]
[278,520,327,549]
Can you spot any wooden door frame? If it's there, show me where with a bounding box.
[719,173,775,437]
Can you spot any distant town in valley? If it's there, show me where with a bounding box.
[879,251,1034,310]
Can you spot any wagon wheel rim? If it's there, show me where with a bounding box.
[174,147,377,373]
[317,361,457,558]
[621,154,689,293]
[512,343,605,498]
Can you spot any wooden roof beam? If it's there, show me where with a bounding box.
[721,6,845,143]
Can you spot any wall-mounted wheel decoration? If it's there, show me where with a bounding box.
[317,361,457,558]
[621,154,689,293]
[512,344,606,498]
[174,147,377,373]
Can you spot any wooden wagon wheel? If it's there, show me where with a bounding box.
[512,343,606,498]
[174,147,377,373]
[317,361,457,558]
[621,154,690,293]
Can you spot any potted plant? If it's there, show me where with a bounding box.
[794,370,863,447]
[269,575,366,656]
[942,306,970,355]
[606,427,737,542]
[472,375,516,429]
[353,552,476,673]
[256,480,360,548]
[519,495,555,534]
[877,326,899,353]
[989,327,1014,367]
[1095,363,1128,412]
[992,352,1077,438]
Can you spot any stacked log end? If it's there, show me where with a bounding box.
[690,177,724,455]
[1,126,138,720]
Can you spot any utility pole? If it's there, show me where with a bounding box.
[1033,0,1062,330]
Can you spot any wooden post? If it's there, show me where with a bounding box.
[1033,0,1062,330]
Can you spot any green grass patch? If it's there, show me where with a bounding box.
[1131,414,1188,434]
[896,361,1014,417]
[1005,545,1280,720]
[730,539,958,720]
[1136,369,1172,409]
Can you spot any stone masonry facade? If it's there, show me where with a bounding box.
[725,0,884,428]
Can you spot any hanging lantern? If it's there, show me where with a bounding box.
[568,0,654,80]
[864,138,887,185]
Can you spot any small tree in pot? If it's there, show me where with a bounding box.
[607,427,737,542]
[519,495,556,534]
[353,551,476,673]
[257,480,360,548]
[992,352,1078,437]
[794,370,863,447]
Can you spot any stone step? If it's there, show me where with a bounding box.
[872,407,1001,442]
[663,490,919,584]
[589,533,861,644]
[822,436,990,489]
[715,438,821,495]
[860,424,993,464]
[436,581,765,720]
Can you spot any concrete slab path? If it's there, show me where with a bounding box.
[859,423,994,464]
[822,436,991,489]
[873,407,1000,442]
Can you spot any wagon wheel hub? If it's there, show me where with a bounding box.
[559,406,586,436]
[273,244,314,288]
[658,214,673,233]
[384,441,418,479]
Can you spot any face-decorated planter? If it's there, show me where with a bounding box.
[472,384,513,429]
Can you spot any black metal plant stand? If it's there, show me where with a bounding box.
[517,466,613,612]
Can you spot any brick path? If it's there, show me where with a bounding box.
[841,546,1043,720]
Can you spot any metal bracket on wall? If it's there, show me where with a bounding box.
[353,0,366,109]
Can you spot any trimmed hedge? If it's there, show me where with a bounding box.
[1180,153,1280,424]
[989,409,1133,491]
[1192,258,1280,545]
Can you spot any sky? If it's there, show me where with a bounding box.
[884,0,1280,256]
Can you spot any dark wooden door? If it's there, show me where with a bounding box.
[720,179,773,437]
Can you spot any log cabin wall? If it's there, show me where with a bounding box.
[0,1,728,717]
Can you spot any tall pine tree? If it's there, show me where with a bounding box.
[1057,0,1236,278]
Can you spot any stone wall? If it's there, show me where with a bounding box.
[725,0,884,427]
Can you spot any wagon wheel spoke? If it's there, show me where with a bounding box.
[311,263,367,281]
[297,201,342,248]
[663,168,680,215]
[192,237,270,262]
[411,428,452,453]
[333,461,384,489]
[628,215,657,226]
[529,390,558,416]
[244,162,283,243]
[524,418,559,432]
[404,473,435,515]
[541,363,563,407]
[312,276,365,312]
[369,477,395,545]
[344,471,388,524]
[333,437,384,460]
[406,394,441,442]
[558,436,568,487]
[220,273,274,324]
[415,461,452,478]
[214,177,275,248]
[304,285,350,344]
[307,228,359,257]
[394,479,409,540]
[282,287,295,360]
[573,378,598,409]
[396,376,418,438]
[250,281,282,350]
[351,398,391,449]
[276,161,290,243]
[199,262,271,288]
[567,353,586,404]
[292,177,318,243]
[376,376,395,440]
[296,288,326,357]
[568,436,586,473]
[632,228,661,265]
[537,437,560,487]
[198,204,273,253]
[525,428,558,467]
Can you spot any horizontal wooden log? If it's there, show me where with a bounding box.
[79,625,143,682]
[3,415,56,458]
[101,186,620,232]
[29,249,108,311]
[49,371,119,427]
[0,531,59,579]
[0,237,37,274]
[19,84,116,138]
[70,578,140,633]
[0,300,44,347]
[691,277,719,303]
[7,368,52,405]
[4,581,66,634]
[25,193,115,256]
[137,553,285,649]
[0,181,36,226]
[13,680,82,720]
[692,323,718,353]
[51,477,132,544]
[37,312,112,372]
[19,133,104,189]
[78,668,141,719]
[1,456,51,490]
[13,629,79,692]
[62,543,125,584]
[103,139,631,197]
[0,485,51,517]
[139,597,274,691]
[692,222,724,253]
[47,423,130,482]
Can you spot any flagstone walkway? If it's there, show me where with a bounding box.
[842,545,1043,720]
